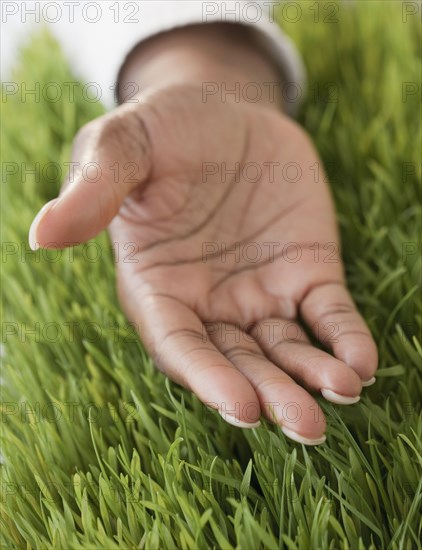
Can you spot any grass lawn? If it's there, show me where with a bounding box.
[1,1,421,548]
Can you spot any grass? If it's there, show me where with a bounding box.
[1,1,421,548]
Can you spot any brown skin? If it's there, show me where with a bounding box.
[31,24,378,443]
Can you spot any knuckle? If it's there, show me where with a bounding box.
[74,118,100,144]
[225,346,262,362]
[255,376,291,395]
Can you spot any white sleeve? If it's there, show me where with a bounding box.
[2,1,305,115]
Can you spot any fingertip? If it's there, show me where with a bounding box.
[209,376,261,426]
[189,366,262,426]
[28,199,58,250]
[335,338,378,383]
[219,411,261,429]
[266,387,327,441]
[281,426,326,446]
[29,188,100,248]
[321,388,360,405]
[362,376,376,387]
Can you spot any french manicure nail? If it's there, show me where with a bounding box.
[321,388,360,405]
[219,411,261,429]
[28,199,58,251]
[362,377,376,387]
[281,426,326,446]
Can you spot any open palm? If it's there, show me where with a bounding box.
[31,86,378,444]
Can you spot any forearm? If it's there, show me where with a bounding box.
[118,23,284,111]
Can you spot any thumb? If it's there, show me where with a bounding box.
[29,103,152,250]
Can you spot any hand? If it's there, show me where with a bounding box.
[29,25,377,445]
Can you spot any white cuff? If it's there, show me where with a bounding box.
[112,1,306,116]
[3,1,305,116]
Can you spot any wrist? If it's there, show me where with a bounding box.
[118,23,284,111]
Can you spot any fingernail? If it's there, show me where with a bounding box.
[281,426,326,446]
[362,377,376,387]
[28,199,58,251]
[321,388,360,405]
[219,412,261,429]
